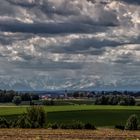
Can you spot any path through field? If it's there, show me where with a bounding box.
[0,129,139,140]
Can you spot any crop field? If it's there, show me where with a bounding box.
[0,105,140,115]
[47,110,140,126]
[0,105,140,127]
[0,129,139,140]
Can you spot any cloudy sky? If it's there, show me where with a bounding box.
[0,0,140,91]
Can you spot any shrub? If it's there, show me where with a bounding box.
[48,122,96,130]
[70,121,84,129]
[50,123,59,129]
[12,96,22,105]
[26,106,47,128]
[84,123,96,130]
[42,100,54,106]
[0,117,10,128]
[138,125,140,130]
[125,114,139,130]
[15,115,31,128]
[60,123,68,129]
[30,101,35,105]
[118,100,126,106]
[115,125,125,130]
[136,103,140,106]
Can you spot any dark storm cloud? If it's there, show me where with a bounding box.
[12,61,84,71]
[6,0,38,7]
[120,0,140,5]
[0,33,33,45]
[0,20,109,34]
[48,38,125,55]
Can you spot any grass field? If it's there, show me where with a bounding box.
[0,105,140,127]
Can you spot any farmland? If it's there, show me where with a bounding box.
[0,105,140,127]
[0,129,139,140]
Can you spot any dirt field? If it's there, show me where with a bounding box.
[0,129,139,140]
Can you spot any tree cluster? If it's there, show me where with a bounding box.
[95,95,136,105]
[0,89,39,103]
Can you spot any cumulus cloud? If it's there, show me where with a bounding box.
[0,0,140,90]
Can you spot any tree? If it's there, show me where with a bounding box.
[21,93,31,101]
[125,114,139,130]
[12,96,22,105]
[31,94,39,100]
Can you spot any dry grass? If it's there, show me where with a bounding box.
[0,128,139,140]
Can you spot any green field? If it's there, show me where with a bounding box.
[0,105,140,127]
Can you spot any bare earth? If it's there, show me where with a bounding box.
[0,129,139,140]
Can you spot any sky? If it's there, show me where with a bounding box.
[0,0,140,91]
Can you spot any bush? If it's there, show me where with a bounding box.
[118,100,126,106]
[125,114,139,130]
[60,123,68,129]
[14,115,31,128]
[43,100,54,106]
[12,96,22,105]
[26,106,47,128]
[0,117,10,128]
[138,125,140,130]
[50,123,59,129]
[84,123,96,130]
[115,125,125,130]
[69,121,84,129]
[136,103,140,106]
[48,122,96,130]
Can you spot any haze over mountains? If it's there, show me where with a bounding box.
[0,0,140,90]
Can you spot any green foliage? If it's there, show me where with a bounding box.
[10,106,47,128]
[15,115,31,128]
[118,100,126,105]
[125,114,139,130]
[43,100,54,106]
[0,117,10,128]
[0,89,39,103]
[12,96,22,105]
[52,121,85,129]
[70,121,84,129]
[31,94,40,100]
[84,123,96,130]
[26,106,47,128]
[48,121,95,130]
[115,125,125,130]
[95,95,135,106]
[48,122,59,129]
[60,123,68,129]
[21,93,31,101]
[0,105,140,128]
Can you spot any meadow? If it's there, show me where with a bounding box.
[0,105,140,127]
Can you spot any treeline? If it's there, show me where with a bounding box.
[0,89,39,103]
[95,95,135,105]
[67,90,140,98]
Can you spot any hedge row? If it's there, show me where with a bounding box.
[47,121,96,130]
